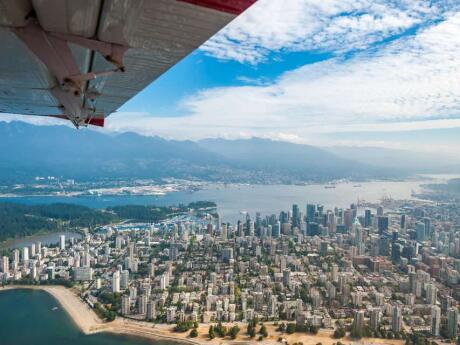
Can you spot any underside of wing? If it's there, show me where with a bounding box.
[0,0,256,127]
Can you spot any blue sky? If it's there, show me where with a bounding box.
[5,0,460,155]
[118,49,333,116]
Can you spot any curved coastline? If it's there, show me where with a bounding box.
[0,285,203,345]
[0,285,103,334]
[0,285,405,345]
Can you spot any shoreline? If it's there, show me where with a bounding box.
[0,285,206,345]
[0,231,83,250]
[0,285,103,334]
[0,285,405,345]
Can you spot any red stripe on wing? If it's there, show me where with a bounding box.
[178,0,257,15]
[86,117,105,127]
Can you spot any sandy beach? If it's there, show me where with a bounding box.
[0,285,104,334]
[0,285,405,345]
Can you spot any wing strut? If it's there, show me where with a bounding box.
[13,21,129,128]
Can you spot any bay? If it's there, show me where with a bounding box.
[0,231,83,250]
[0,178,447,224]
[0,289,180,345]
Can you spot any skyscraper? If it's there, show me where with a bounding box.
[392,305,402,333]
[353,310,365,330]
[377,216,389,234]
[391,243,402,264]
[343,209,353,230]
[147,300,156,320]
[160,273,169,290]
[306,204,316,222]
[60,234,66,250]
[331,263,339,283]
[415,222,426,241]
[320,241,328,256]
[292,204,300,228]
[138,295,147,314]
[431,305,441,336]
[112,270,121,293]
[1,256,8,273]
[378,236,390,256]
[448,307,459,339]
[364,209,372,227]
[400,214,407,232]
[22,247,29,262]
[423,217,432,239]
[121,294,130,316]
[248,221,255,237]
[370,308,382,330]
[283,268,291,287]
[121,270,129,290]
[426,283,437,305]
[307,222,319,236]
[272,221,281,238]
[221,223,227,240]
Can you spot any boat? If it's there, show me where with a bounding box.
[324,185,336,189]
[52,307,58,311]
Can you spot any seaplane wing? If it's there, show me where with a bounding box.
[0,0,256,127]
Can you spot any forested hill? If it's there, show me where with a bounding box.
[0,201,216,242]
[0,203,116,242]
[0,121,395,183]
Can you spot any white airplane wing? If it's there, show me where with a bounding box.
[0,0,256,127]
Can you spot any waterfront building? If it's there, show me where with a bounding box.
[60,235,65,250]
[121,295,130,316]
[1,256,8,273]
[138,295,147,315]
[22,247,29,262]
[73,267,93,281]
[112,271,121,293]
[147,300,156,320]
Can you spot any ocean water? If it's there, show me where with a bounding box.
[0,289,179,345]
[0,231,82,250]
[0,179,441,223]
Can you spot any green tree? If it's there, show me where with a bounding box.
[260,324,268,337]
[209,325,215,339]
[190,329,198,338]
[286,323,296,334]
[334,327,346,338]
[229,325,240,339]
[247,322,255,337]
[277,322,286,332]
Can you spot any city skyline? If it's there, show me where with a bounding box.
[1,1,460,345]
[2,196,460,344]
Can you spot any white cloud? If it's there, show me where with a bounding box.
[101,11,460,146]
[202,0,456,63]
[185,12,460,130]
[0,113,73,127]
[3,2,460,155]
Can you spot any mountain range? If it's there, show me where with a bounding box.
[0,121,456,184]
